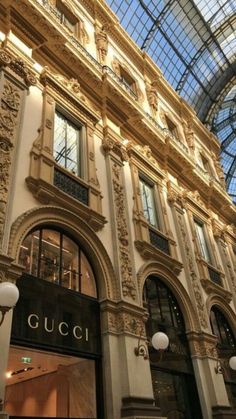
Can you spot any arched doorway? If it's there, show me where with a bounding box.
[144,276,202,419]
[5,226,103,419]
[210,306,236,407]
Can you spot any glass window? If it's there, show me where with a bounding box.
[210,307,235,349]
[119,67,136,94]
[55,0,78,35]
[194,220,211,263]
[165,116,179,139]
[54,111,81,177]
[19,228,97,298]
[144,277,202,418]
[139,177,159,228]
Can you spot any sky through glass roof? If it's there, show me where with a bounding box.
[105,0,236,202]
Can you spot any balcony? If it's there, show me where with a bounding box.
[54,168,88,206]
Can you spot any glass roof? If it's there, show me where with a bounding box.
[105,0,236,202]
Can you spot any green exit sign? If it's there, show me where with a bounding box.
[21,357,31,364]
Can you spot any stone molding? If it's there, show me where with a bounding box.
[8,205,118,300]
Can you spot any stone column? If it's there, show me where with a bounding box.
[101,127,163,418]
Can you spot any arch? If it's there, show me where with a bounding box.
[137,261,200,332]
[8,206,118,301]
[206,295,236,336]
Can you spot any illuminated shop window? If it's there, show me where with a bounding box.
[139,176,159,228]
[54,111,81,177]
[210,307,235,349]
[19,228,97,298]
[194,219,211,263]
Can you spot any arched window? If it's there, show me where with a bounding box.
[210,306,236,407]
[144,276,202,419]
[19,227,97,298]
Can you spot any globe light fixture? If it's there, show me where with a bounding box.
[134,331,169,359]
[0,282,19,327]
[229,356,236,371]
[151,332,169,351]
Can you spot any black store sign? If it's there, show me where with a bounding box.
[11,275,101,357]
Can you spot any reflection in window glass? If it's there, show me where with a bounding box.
[54,111,80,176]
[194,220,211,263]
[139,177,159,228]
[19,228,97,298]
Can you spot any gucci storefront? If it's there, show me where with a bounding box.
[4,227,103,419]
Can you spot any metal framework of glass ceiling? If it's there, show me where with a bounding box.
[105,0,236,203]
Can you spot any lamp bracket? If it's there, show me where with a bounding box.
[0,306,11,327]
[134,344,149,360]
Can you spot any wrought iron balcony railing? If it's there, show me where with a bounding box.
[54,168,88,206]
[149,228,170,255]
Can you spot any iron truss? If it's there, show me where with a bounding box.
[106,0,236,202]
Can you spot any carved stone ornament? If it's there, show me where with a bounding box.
[111,58,121,76]
[177,211,208,329]
[95,25,108,64]
[0,80,21,247]
[183,118,195,149]
[212,153,226,187]
[53,72,81,95]
[112,162,136,299]
[106,311,146,337]
[0,48,37,86]
[146,82,158,117]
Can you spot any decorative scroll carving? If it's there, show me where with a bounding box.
[188,334,218,358]
[112,162,136,299]
[106,311,146,336]
[0,81,21,246]
[0,48,37,86]
[95,25,108,64]
[145,82,158,117]
[133,144,158,167]
[177,211,208,329]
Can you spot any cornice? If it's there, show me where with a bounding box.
[135,239,183,276]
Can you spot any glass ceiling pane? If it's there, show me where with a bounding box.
[106,0,236,202]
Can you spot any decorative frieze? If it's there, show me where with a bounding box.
[176,211,208,329]
[0,80,21,247]
[187,331,218,358]
[111,162,136,299]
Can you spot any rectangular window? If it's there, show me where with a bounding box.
[120,67,136,94]
[54,111,81,177]
[55,0,78,35]
[165,116,179,139]
[139,177,159,228]
[194,220,211,263]
[200,154,211,174]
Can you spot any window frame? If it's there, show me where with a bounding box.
[139,174,160,229]
[53,109,84,178]
[19,226,98,298]
[194,218,212,264]
[55,0,80,37]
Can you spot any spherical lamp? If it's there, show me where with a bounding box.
[151,332,169,350]
[229,356,236,371]
[0,282,19,327]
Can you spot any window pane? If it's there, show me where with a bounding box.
[66,121,79,175]
[54,111,80,176]
[40,230,60,284]
[62,235,79,291]
[80,251,97,297]
[194,221,211,263]
[139,178,158,227]
[54,112,66,166]
[19,231,39,276]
